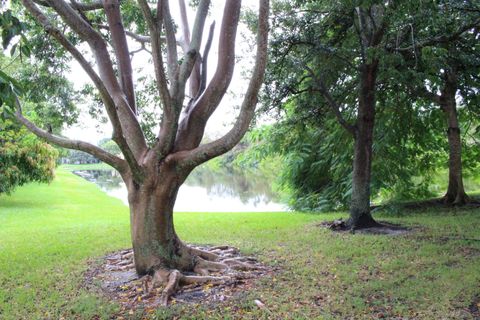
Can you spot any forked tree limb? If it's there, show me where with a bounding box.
[178,0,201,97]
[149,0,211,161]
[137,0,180,162]
[196,21,216,99]
[311,73,356,136]
[176,0,270,167]
[176,0,210,94]
[173,0,242,152]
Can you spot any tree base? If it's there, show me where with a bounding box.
[322,213,380,231]
[442,191,470,206]
[320,219,410,235]
[84,245,272,311]
[347,213,380,230]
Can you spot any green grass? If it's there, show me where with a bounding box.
[60,163,114,171]
[0,170,479,319]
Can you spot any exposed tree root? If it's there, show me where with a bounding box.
[370,196,480,212]
[442,191,470,206]
[319,219,410,235]
[145,244,260,305]
[84,244,272,311]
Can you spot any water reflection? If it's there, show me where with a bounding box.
[72,166,285,212]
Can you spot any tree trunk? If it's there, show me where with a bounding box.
[126,169,193,276]
[440,71,468,205]
[348,64,379,229]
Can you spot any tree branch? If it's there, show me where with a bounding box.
[174,0,240,152]
[396,17,480,52]
[14,98,126,172]
[178,0,201,97]
[104,0,136,114]
[176,0,210,93]
[176,0,270,167]
[137,0,178,162]
[178,0,190,52]
[33,0,103,11]
[196,21,215,98]
[96,24,153,43]
[305,66,356,135]
[149,0,210,161]
[162,0,179,83]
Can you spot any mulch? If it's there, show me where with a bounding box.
[82,246,274,314]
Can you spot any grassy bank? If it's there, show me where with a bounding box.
[0,170,479,319]
[61,163,114,171]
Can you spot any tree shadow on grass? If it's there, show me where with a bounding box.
[318,219,412,235]
[0,199,48,210]
[371,196,480,214]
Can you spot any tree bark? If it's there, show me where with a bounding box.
[440,71,468,205]
[126,166,193,275]
[348,64,379,229]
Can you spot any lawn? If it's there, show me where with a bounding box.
[60,163,114,171]
[0,169,479,319]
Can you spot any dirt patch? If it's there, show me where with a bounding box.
[469,295,480,319]
[83,245,273,314]
[319,219,411,235]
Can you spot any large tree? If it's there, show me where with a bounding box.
[400,1,480,205]
[10,0,269,304]
[265,1,393,228]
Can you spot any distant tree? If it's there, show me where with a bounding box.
[63,149,99,164]
[399,1,480,204]
[0,119,57,194]
[0,10,72,194]
[98,138,122,156]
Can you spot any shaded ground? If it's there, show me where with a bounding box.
[372,196,480,212]
[83,246,273,315]
[319,219,412,235]
[470,295,480,319]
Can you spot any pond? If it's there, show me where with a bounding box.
[73,166,286,212]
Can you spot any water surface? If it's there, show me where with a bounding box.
[73,166,285,212]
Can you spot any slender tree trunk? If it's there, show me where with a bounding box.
[126,169,193,275]
[348,64,379,229]
[440,72,468,205]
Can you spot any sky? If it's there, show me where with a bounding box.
[64,1,260,145]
